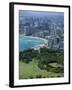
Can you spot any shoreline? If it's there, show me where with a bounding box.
[19,34,48,51]
[19,34,48,44]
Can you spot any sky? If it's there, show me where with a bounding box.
[19,10,64,18]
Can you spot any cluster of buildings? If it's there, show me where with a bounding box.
[19,16,64,50]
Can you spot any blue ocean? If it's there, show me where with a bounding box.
[19,35,47,51]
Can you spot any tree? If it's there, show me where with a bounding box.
[57,53,64,65]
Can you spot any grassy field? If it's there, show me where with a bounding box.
[19,59,64,79]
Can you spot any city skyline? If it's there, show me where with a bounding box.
[19,10,64,50]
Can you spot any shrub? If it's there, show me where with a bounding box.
[24,59,30,64]
[29,76,33,79]
[36,75,42,78]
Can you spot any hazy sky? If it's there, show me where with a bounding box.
[19,10,64,17]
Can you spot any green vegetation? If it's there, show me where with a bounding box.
[19,48,64,79]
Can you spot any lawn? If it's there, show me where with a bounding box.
[19,59,64,79]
